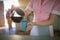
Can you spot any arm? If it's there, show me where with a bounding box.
[24,0,33,16]
[31,14,58,26]
[24,9,33,16]
[26,14,57,31]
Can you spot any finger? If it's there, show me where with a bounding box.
[26,27,29,31]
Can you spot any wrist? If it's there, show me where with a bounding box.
[32,22,36,26]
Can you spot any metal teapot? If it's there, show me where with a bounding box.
[11,8,25,23]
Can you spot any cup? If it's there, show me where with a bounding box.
[20,20,28,31]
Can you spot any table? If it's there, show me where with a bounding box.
[0,35,60,40]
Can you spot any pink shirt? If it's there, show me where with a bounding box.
[26,0,60,22]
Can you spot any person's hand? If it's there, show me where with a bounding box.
[24,9,33,16]
[26,24,32,32]
[26,22,34,31]
[24,10,28,16]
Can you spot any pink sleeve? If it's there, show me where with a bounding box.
[25,0,33,11]
[51,0,60,15]
[53,0,60,11]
